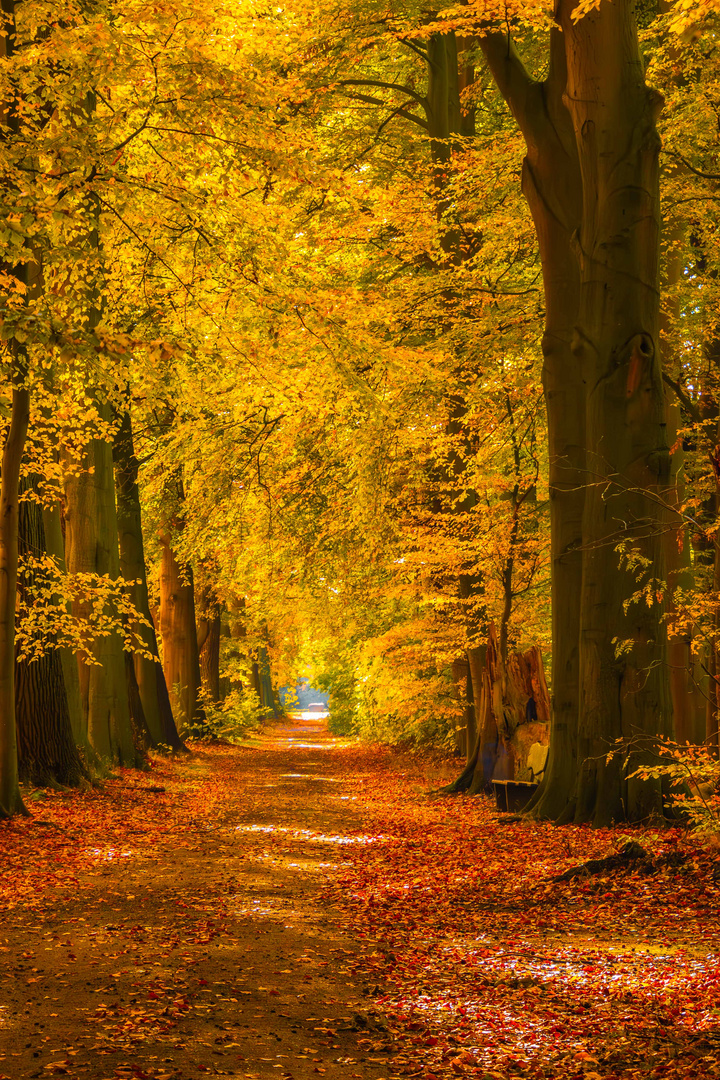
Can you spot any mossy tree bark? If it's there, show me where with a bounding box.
[42,501,86,750]
[0,367,29,816]
[254,642,279,718]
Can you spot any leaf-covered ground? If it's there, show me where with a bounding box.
[1,718,719,1080]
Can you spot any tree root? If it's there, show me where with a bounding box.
[553,840,687,881]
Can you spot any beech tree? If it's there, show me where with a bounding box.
[474,0,671,824]
[2,0,719,824]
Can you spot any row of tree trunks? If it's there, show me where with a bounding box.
[12,399,186,791]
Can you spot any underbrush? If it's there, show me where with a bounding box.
[182,688,267,742]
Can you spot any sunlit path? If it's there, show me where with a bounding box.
[1,721,719,1080]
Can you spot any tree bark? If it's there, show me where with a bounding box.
[255,643,279,718]
[558,0,671,823]
[196,581,222,704]
[481,28,584,821]
[113,411,184,750]
[63,410,137,764]
[15,481,87,788]
[0,378,29,817]
[451,654,473,757]
[0,0,32,815]
[159,530,204,734]
[42,501,87,750]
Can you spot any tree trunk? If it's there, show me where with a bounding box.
[708,473,720,753]
[63,411,137,764]
[42,501,87,750]
[113,411,184,751]
[196,582,222,704]
[0,0,32,815]
[559,0,671,824]
[661,224,706,745]
[15,481,86,788]
[450,654,473,757]
[255,644,279,718]
[159,531,204,734]
[483,6,672,824]
[481,28,584,822]
[0,379,29,817]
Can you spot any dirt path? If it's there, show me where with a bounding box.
[2,718,720,1080]
[0,718,420,1080]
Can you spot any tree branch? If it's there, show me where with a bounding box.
[662,371,702,423]
[397,36,429,62]
[663,148,720,183]
[338,90,428,130]
[337,78,427,108]
[478,31,539,140]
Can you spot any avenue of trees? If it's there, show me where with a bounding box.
[0,0,719,825]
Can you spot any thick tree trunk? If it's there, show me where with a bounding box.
[483,7,672,824]
[559,0,671,824]
[159,531,204,734]
[441,627,550,794]
[15,481,86,788]
[481,29,584,821]
[0,381,29,817]
[63,413,137,764]
[42,501,86,750]
[113,411,184,751]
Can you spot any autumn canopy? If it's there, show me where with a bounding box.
[0,0,719,830]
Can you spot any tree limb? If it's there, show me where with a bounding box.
[398,36,429,62]
[662,371,702,423]
[478,31,539,140]
[337,90,428,130]
[337,78,427,108]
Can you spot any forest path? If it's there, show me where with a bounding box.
[0,717,428,1080]
[2,720,720,1080]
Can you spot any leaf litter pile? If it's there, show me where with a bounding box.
[1,718,719,1080]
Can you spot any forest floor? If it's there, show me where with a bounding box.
[1,718,720,1080]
